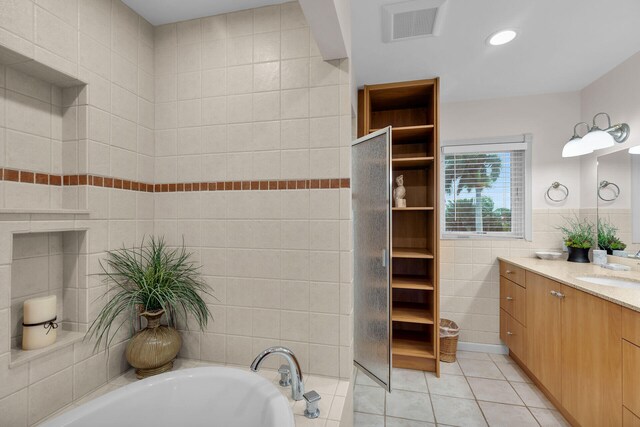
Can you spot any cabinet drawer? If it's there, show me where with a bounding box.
[508,315,526,362]
[624,340,640,417]
[500,278,526,326]
[500,262,525,287]
[500,309,526,363]
[623,307,640,347]
[624,407,640,427]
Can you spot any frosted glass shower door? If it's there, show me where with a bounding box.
[352,127,392,391]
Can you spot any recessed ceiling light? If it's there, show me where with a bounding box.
[488,30,517,46]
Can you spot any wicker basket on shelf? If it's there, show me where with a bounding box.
[439,319,460,363]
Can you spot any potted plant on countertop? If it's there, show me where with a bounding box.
[86,236,213,379]
[598,219,627,255]
[558,216,596,263]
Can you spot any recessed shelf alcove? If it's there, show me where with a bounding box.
[9,230,88,366]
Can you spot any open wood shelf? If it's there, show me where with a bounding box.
[393,247,434,259]
[392,207,434,211]
[393,303,434,324]
[392,156,434,168]
[371,125,434,141]
[392,275,434,290]
[392,331,436,359]
[359,78,440,375]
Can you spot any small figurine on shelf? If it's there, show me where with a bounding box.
[393,175,407,208]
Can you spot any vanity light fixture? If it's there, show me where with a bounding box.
[630,145,640,155]
[488,30,517,46]
[562,113,630,158]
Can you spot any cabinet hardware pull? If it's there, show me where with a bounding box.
[507,331,514,335]
[550,290,558,296]
[556,292,565,299]
[506,296,513,301]
[505,270,513,274]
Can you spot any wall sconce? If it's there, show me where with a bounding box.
[562,112,630,158]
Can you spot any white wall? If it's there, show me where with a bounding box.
[580,51,640,209]
[441,91,582,210]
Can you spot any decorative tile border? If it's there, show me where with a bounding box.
[0,168,350,192]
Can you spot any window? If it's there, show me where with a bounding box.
[441,135,532,240]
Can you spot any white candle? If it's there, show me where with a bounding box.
[22,295,58,350]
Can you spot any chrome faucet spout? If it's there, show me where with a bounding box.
[251,346,304,401]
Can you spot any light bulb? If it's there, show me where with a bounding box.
[582,129,614,150]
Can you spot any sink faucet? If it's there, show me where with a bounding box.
[251,346,304,401]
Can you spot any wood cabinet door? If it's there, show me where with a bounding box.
[561,285,622,427]
[623,340,640,419]
[624,407,640,427]
[525,272,562,401]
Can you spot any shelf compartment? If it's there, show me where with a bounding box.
[392,275,434,291]
[392,331,436,359]
[392,168,435,209]
[369,84,435,129]
[393,303,434,324]
[393,247,433,259]
[392,156,434,169]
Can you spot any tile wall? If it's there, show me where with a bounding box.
[151,3,354,379]
[0,0,156,425]
[0,68,64,208]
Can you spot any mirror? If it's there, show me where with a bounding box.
[596,150,640,258]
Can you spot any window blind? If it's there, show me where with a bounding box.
[442,145,527,238]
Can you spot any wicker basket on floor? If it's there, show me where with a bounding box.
[439,319,460,363]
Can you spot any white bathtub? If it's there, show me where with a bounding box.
[40,367,295,427]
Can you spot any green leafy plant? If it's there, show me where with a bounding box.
[558,216,595,249]
[86,237,213,350]
[598,219,627,252]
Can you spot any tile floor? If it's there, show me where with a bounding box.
[354,351,570,427]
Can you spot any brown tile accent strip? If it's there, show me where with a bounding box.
[0,169,351,192]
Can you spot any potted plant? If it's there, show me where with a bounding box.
[86,237,213,379]
[558,216,595,263]
[598,219,627,255]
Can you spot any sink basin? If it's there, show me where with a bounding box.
[575,276,640,289]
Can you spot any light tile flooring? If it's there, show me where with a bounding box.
[354,351,570,427]
[37,358,349,427]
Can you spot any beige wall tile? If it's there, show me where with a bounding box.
[28,367,73,425]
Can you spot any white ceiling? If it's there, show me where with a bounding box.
[122,0,287,25]
[352,0,640,102]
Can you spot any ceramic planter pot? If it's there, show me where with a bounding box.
[567,247,590,263]
[126,310,181,379]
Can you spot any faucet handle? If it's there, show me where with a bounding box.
[278,364,291,387]
[303,390,321,419]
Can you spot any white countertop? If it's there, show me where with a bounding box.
[498,257,640,312]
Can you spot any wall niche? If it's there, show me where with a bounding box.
[9,230,87,364]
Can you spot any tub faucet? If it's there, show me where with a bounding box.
[251,346,304,401]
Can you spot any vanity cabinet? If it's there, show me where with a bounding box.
[500,261,628,427]
[623,308,640,422]
[524,272,562,401]
[560,285,621,427]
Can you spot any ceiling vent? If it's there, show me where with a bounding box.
[382,0,447,42]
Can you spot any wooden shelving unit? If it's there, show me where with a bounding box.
[358,78,440,375]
